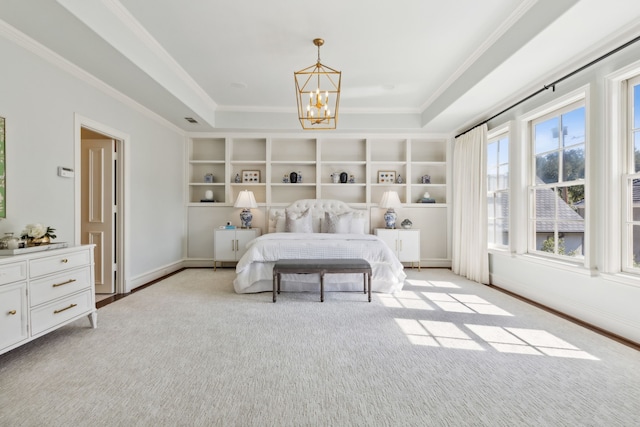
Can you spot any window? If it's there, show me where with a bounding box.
[529,101,586,259]
[487,132,509,248]
[623,75,640,272]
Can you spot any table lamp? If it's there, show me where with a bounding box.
[234,190,258,228]
[379,191,402,229]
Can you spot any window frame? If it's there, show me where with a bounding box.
[487,128,510,250]
[526,96,588,264]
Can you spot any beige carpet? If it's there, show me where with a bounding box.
[1,268,638,427]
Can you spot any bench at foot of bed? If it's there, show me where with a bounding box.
[272,259,372,303]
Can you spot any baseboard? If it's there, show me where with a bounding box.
[126,260,185,291]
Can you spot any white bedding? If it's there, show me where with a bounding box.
[233,232,406,294]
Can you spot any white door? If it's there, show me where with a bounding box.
[81,138,116,294]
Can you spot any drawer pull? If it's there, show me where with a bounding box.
[54,303,77,314]
[61,258,69,263]
[8,309,17,315]
[53,279,77,288]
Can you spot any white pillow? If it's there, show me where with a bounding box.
[324,212,353,233]
[274,213,286,232]
[285,208,313,233]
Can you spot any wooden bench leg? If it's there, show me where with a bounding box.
[368,272,371,302]
[272,271,277,303]
[320,272,324,302]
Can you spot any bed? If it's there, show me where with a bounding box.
[233,199,406,294]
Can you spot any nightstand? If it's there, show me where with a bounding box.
[213,228,260,270]
[375,228,421,270]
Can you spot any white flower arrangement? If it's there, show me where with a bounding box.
[21,223,57,240]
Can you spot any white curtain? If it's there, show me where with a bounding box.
[452,124,489,284]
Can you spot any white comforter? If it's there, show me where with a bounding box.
[233,233,406,294]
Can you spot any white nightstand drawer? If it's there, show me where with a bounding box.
[29,266,92,306]
[29,250,91,278]
[30,290,93,336]
[0,261,27,286]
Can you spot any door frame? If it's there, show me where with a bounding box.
[74,113,129,295]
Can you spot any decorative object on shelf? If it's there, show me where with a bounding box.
[396,174,404,184]
[401,219,413,229]
[331,172,340,183]
[340,172,348,183]
[204,190,214,201]
[242,170,260,183]
[349,175,355,183]
[21,223,57,246]
[204,173,214,183]
[234,190,258,229]
[297,171,303,183]
[419,191,436,203]
[379,191,402,229]
[282,174,289,183]
[378,170,396,184]
[289,171,298,183]
[0,232,25,249]
[421,174,431,184]
[294,38,341,130]
[234,173,241,183]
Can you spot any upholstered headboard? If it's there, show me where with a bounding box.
[268,199,369,234]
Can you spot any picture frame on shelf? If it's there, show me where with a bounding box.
[204,173,214,183]
[378,170,396,184]
[242,170,260,183]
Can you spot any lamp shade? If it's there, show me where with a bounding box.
[379,191,402,209]
[234,190,257,209]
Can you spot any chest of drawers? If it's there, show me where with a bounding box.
[0,245,96,355]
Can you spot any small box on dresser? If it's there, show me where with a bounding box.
[0,245,97,356]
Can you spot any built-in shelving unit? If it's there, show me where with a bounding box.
[186,134,450,267]
[188,136,448,206]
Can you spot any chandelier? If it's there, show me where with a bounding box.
[294,38,341,130]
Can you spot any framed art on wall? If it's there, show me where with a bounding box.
[242,170,260,183]
[378,170,396,184]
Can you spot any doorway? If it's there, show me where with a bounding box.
[75,116,127,297]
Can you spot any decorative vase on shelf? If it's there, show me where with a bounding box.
[289,171,298,183]
[340,172,348,183]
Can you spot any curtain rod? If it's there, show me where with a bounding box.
[454,33,640,139]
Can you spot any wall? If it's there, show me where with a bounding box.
[0,34,186,291]
[485,39,640,344]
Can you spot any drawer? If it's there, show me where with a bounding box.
[29,250,91,278]
[29,266,92,306]
[30,290,93,336]
[0,261,27,286]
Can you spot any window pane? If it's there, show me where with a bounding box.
[496,219,508,245]
[487,167,497,192]
[487,194,495,219]
[562,146,585,181]
[487,142,497,168]
[498,165,509,189]
[498,137,509,164]
[634,83,640,129]
[535,188,556,219]
[535,229,557,253]
[633,224,640,268]
[634,131,640,173]
[488,221,495,245]
[556,185,585,217]
[562,107,585,147]
[534,117,559,155]
[558,222,584,257]
[632,178,640,221]
[496,190,509,219]
[536,152,559,184]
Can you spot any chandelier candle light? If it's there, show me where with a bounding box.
[294,38,341,130]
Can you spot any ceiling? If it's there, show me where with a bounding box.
[1,0,640,134]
